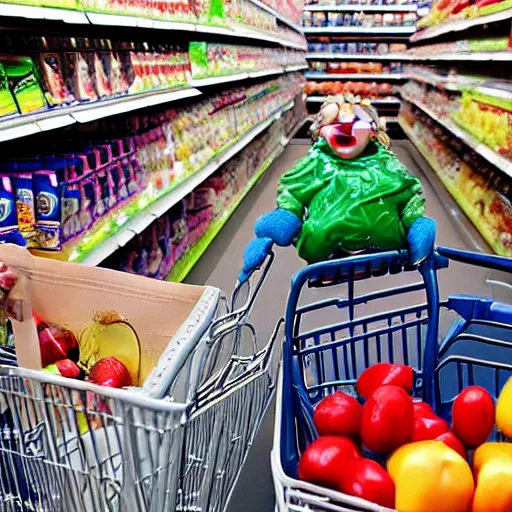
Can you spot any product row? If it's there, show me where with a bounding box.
[0,73,305,255]
[0,37,305,120]
[308,61,405,73]
[403,37,511,57]
[305,0,421,5]
[418,0,510,29]
[307,41,408,54]
[401,80,512,160]
[302,11,416,26]
[400,102,511,257]
[5,0,303,31]
[113,117,289,280]
[189,42,306,78]
[305,80,394,96]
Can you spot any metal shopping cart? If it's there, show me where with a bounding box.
[0,255,279,512]
[272,246,512,512]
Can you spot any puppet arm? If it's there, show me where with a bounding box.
[401,193,436,265]
[239,154,326,283]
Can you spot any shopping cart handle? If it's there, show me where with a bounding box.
[437,246,512,274]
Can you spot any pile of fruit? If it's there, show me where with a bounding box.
[38,312,140,389]
[298,362,512,511]
[305,81,393,98]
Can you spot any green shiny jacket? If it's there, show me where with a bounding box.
[276,137,425,263]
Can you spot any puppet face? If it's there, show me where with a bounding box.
[312,99,387,159]
[320,120,373,159]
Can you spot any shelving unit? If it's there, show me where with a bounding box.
[400,2,512,257]
[0,0,308,279]
[303,3,418,10]
[303,26,416,33]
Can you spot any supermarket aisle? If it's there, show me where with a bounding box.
[185,140,494,511]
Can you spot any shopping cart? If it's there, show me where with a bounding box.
[272,246,512,512]
[0,255,279,512]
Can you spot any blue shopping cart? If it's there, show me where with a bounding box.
[272,246,512,512]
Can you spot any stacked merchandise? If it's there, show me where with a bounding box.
[0,73,305,259]
[301,1,416,115]
[400,102,511,256]
[113,118,287,280]
[303,11,417,27]
[0,36,305,120]
[399,2,511,256]
[417,0,511,30]
[189,43,307,78]
[258,0,304,23]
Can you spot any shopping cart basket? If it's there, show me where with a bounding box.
[0,253,279,512]
[272,247,512,512]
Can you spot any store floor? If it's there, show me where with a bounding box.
[184,140,498,511]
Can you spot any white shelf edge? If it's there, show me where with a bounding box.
[305,72,403,79]
[0,3,307,49]
[246,0,304,33]
[306,95,400,104]
[0,88,203,142]
[401,93,512,178]
[80,100,295,266]
[304,4,418,11]
[412,7,512,42]
[304,51,512,62]
[303,25,416,34]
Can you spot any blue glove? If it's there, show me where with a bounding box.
[407,216,436,265]
[239,209,302,283]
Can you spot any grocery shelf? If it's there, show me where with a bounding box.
[190,65,306,87]
[306,52,413,60]
[399,118,497,255]
[304,3,418,11]
[403,51,512,61]
[411,7,512,42]
[246,0,304,32]
[166,148,281,282]
[401,93,512,178]
[306,51,512,62]
[166,116,306,282]
[303,25,416,34]
[305,72,404,79]
[307,96,401,104]
[407,70,512,96]
[0,87,202,143]
[75,99,296,266]
[0,3,307,49]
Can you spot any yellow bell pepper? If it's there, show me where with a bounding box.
[472,459,512,512]
[473,443,512,478]
[387,440,474,512]
[496,376,512,439]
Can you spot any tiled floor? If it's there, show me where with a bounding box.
[185,140,502,511]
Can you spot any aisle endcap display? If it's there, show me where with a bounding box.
[303,3,418,11]
[401,93,512,178]
[52,99,298,267]
[412,7,512,42]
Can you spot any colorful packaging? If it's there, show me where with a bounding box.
[63,39,98,102]
[0,55,47,114]
[0,62,18,118]
[12,170,37,247]
[33,169,61,250]
[0,175,23,246]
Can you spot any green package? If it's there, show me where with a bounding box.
[1,55,47,114]
[0,62,18,118]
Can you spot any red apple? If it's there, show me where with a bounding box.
[43,359,81,379]
[35,314,79,367]
[88,357,132,388]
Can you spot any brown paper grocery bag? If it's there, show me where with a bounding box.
[0,244,220,390]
